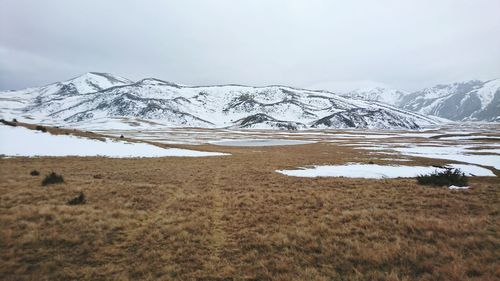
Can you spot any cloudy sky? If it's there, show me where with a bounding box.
[1,0,499,92]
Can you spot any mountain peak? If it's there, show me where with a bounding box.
[401,78,499,121]
[137,78,182,88]
[66,72,132,85]
[339,86,408,105]
[59,72,133,93]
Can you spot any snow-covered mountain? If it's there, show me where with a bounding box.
[400,79,500,122]
[339,87,408,106]
[0,72,132,119]
[0,73,442,130]
[336,79,500,122]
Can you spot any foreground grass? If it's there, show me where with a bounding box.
[0,139,499,280]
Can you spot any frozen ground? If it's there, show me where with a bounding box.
[95,124,500,169]
[391,146,500,169]
[90,123,499,172]
[210,139,314,147]
[0,125,228,158]
[277,163,495,179]
[3,120,498,171]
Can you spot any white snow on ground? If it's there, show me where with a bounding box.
[449,185,470,190]
[0,125,228,158]
[446,164,496,176]
[322,134,399,139]
[438,135,500,140]
[470,149,500,154]
[395,133,440,138]
[210,139,314,147]
[276,163,495,178]
[392,146,500,169]
[354,146,395,151]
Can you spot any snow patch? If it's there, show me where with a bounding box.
[449,185,470,190]
[0,125,228,158]
[210,139,314,147]
[276,163,495,179]
[392,146,500,169]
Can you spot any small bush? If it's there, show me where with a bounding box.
[67,192,86,205]
[120,135,124,139]
[417,168,468,187]
[30,170,40,176]
[93,174,103,179]
[0,119,17,127]
[35,125,47,132]
[41,172,64,186]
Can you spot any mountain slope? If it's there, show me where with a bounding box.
[0,72,133,121]
[337,79,500,122]
[0,73,442,130]
[339,87,408,106]
[400,79,500,121]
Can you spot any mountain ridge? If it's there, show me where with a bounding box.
[337,79,499,122]
[1,73,444,130]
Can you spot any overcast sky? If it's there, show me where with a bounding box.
[1,0,499,92]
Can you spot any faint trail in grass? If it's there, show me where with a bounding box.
[202,169,233,278]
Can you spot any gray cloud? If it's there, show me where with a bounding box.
[1,0,499,91]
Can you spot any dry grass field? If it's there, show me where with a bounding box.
[0,125,499,280]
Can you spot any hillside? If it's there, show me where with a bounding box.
[0,73,441,130]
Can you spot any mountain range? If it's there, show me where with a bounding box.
[339,79,500,122]
[1,72,497,131]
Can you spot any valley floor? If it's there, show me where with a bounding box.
[0,124,499,280]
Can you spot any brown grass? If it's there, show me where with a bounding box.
[0,125,499,280]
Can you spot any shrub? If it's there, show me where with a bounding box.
[67,192,86,205]
[417,168,468,187]
[35,125,47,132]
[30,170,40,176]
[41,172,64,186]
[0,119,17,127]
[120,135,124,139]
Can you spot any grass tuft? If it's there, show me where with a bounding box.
[67,192,86,205]
[41,172,64,186]
[417,168,468,187]
[35,125,47,132]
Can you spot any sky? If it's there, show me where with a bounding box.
[1,0,499,92]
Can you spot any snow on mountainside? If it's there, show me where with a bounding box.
[0,72,133,121]
[336,79,500,122]
[48,72,133,94]
[400,79,500,121]
[339,87,408,106]
[0,73,442,130]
